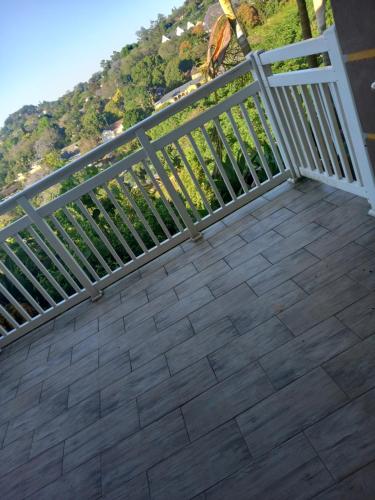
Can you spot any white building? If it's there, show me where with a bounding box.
[187,21,195,30]
[161,35,170,43]
[176,26,185,37]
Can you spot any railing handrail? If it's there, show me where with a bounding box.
[0,58,252,216]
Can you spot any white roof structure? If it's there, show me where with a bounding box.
[176,26,185,37]
[187,21,195,30]
[161,35,171,43]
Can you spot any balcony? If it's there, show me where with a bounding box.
[1,27,375,499]
[1,178,375,498]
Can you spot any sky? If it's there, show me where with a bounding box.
[0,0,182,126]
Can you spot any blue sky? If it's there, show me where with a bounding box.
[0,0,181,126]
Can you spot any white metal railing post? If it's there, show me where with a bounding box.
[17,197,103,301]
[136,129,202,240]
[325,26,375,215]
[249,52,300,181]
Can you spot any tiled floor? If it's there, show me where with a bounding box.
[1,179,375,499]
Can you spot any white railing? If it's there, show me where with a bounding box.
[0,26,374,346]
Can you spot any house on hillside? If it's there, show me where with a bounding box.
[101,119,124,143]
[61,143,80,160]
[154,76,202,111]
[176,26,185,37]
[162,35,171,43]
[187,21,195,30]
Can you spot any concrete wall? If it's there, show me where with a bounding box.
[331,0,375,170]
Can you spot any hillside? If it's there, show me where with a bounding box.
[0,0,331,201]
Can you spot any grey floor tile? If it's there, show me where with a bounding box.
[28,456,101,500]
[275,200,335,238]
[337,293,375,339]
[0,423,7,448]
[208,214,258,247]
[209,254,271,297]
[68,351,130,407]
[240,208,294,242]
[356,227,375,250]
[260,317,359,389]
[174,260,231,299]
[48,320,99,357]
[124,289,178,330]
[233,280,307,334]
[209,317,293,381]
[314,201,370,232]
[0,443,63,500]
[323,335,375,398]
[64,399,139,472]
[100,290,149,329]
[314,461,375,500]
[182,362,274,440]
[138,358,217,427]
[148,421,251,500]
[108,317,156,355]
[262,223,327,264]
[41,350,99,401]
[155,286,214,331]
[278,276,368,336]
[252,188,302,220]
[0,432,33,478]
[205,433,333,500]
[294,242,374,294]
[237,367,347,456]
[284,184,334,213]
[306,218,375,259]
[348,255,375,291]
[194,235,246,271]
[31,392,100,457]
[248,248,318,296]
[0,346,49,386]
[167,317,238,374]
[130,318,194,370]
[224,230,284,269]
[189,283,256,333]
[4,388,69,446]
[17,348,72,395]
[101,355,170,416]
[74,292,121,331]
[101,410,188,495]
[306,388,375,480]
[165,240,212,274]
[0,383,42,426]
[120,267,167,300]
[103,473,150,500]
[147,263,198,301]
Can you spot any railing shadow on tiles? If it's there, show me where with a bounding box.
[0,25,374,347]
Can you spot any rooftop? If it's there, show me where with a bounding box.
[1,179,375,499]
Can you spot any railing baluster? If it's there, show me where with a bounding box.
[0,267,37,319]
[174,140,213,215]
[226,109,262,186]
[250,95,284,173]
[161,149,202,221]
[290,86,323,172]
[2,241,57,308]
[213,117,249,193]
[187,132,225,208]
[200,125,237,201]
[89,190,138,259]
[300,85,333,176]
[128,169,172,239]
[102,183,148,255]
[0,302,20,330]
[116,177,161,247]
[309,84,341,178]
[17,197,102,301]
[137,129,201,240]
[14,235,68,301]
[50,214,101,282]
[75,200,124,268]
[141,160,184,233]
[319,83,353,182]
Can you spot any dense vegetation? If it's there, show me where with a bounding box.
[0,0,332,332]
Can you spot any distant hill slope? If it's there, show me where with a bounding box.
[0,0,331,200]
